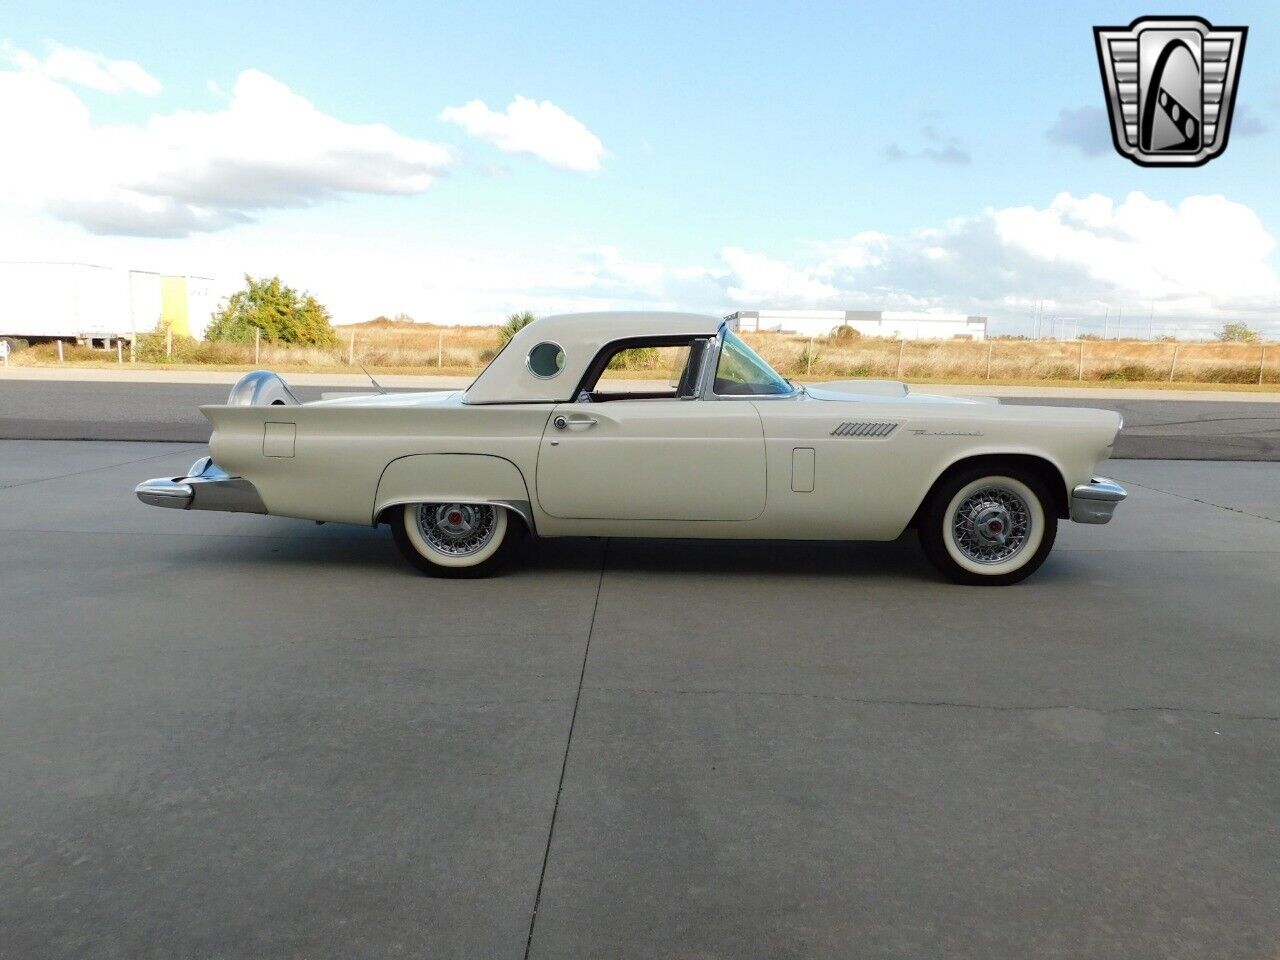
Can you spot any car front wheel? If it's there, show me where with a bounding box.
[391,502,522,578]
[918,467,1058,585]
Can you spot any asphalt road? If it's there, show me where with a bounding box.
[2,379,1279,458]
[2,440,1278,959]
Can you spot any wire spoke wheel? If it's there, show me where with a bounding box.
[393,501,519,578]
[949,485,1033,564]
[921,469,1055,585]
[415,503,499,557]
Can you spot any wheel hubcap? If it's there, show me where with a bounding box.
[951,486,1032,564]
[415,503,498,557]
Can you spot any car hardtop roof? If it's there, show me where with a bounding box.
[465,310,724,404]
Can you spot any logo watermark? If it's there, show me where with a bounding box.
[1094,16,1247,167]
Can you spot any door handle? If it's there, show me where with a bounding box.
[552,415,597,431]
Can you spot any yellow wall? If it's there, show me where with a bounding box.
[161,276,190,336]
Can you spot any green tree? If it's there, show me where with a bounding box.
[1216,321,1259,343]
[206,275,336,346]
[498,310,537,344]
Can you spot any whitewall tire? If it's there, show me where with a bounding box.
[391,502,522,578]
[918,467,1058,585]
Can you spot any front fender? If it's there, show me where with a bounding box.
[373,454,534,531]
[896,441,1098,535]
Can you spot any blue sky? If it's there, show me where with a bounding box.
[1,1,1277,335]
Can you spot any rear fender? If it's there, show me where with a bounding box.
[373,454,534,532]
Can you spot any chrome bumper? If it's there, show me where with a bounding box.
[135,456,267,514]
[1070,476,1127,524]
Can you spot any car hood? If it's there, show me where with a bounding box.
[805,380,998,405]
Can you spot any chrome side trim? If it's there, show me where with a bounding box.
[1070,476,1127,524]
[831,421,898,438]
[135,456,267,514]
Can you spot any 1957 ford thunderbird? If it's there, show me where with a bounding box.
[136,312,1126,584]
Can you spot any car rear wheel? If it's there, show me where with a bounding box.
[391,502,523,578]
[918,467,1057,585]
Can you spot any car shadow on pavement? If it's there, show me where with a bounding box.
[163,525,1087,586]
[534,535,939,582]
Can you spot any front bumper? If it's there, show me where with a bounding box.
[1070,476,1127,524]
[135,456,266,514]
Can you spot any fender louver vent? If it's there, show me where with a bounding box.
[831,421,898,438]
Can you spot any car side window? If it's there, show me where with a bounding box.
[713,330,792,396]
[580,338,710,401]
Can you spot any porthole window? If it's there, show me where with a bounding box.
[527,341,566,378]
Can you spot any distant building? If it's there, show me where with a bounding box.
[0,261,219,344]
[727,309,988,341]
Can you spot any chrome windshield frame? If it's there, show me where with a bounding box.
[700,321,802,401]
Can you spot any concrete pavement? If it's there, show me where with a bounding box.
[1,440,1278,958]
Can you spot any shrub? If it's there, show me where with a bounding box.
[792,343,822,375]
[26,341,100,362]
[206,275,336,347]
[1098,363,1163,382]
[1216,321,1259,343]
[608,346,662,370]
[498,310,537,344]
[832,361,879,378]
[1199,364,1262,384]
[829,324,860,341]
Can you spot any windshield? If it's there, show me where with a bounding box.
[714,329,794,396]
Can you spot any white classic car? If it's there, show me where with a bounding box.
[136,312,1126,584]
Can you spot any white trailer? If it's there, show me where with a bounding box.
[0,261,218,343]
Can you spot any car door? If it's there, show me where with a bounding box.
[536,399,766,521]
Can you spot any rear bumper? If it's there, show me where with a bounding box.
[1070,476,1127,524]
[136,456,266,514]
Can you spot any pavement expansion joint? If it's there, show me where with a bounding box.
[523,537,609,960]
[584,686,1280,723]
[1113,477,1280,524]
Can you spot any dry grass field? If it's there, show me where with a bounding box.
[5,317,1278,388]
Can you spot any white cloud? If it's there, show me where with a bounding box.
[431,193,1279,334]
[0,62,452,237]
[1,40,161,95]
[811,231,889,272]
[439,95,606,171]
[719,247,837,304]
[993,192,1280,314]
[8,191,1268,336]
